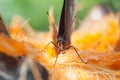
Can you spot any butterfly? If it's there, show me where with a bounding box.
[47,0,86,66]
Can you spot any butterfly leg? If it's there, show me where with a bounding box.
[67,46,87,64]
[44,41,58,49]
[54,50,60,67]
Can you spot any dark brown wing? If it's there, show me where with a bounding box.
[57,0,76,47]
[0,16,9,36]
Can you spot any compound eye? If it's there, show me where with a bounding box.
[61,40,65,44]
[61,41,64,44]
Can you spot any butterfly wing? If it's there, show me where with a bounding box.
[57,0,76,48]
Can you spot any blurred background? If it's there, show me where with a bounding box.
[0,0,119,31]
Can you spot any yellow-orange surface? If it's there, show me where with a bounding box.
[0,14,120,80]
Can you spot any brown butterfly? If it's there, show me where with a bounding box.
[47,0,86,66]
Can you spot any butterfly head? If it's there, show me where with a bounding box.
[57,35,66,50]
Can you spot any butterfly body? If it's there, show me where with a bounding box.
[56,0,76,51]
